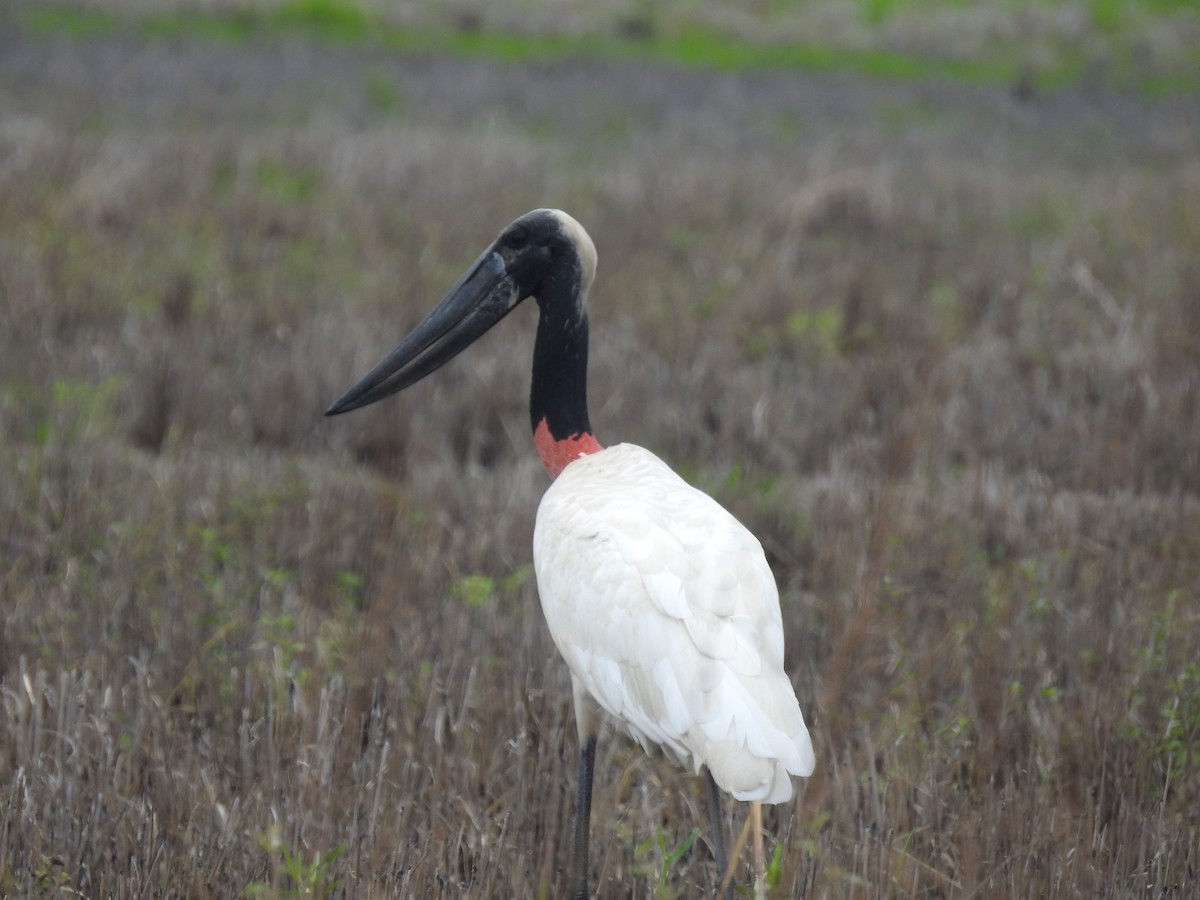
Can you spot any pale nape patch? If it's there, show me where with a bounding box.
[548,208,598,295]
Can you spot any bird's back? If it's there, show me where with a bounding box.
[533,443,814,803]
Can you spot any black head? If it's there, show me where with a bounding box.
[325,209,597,416]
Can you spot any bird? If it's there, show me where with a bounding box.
[326,209,814,898]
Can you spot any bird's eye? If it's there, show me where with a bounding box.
[507,228,529,250]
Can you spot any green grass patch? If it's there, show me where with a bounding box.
[364,69,405,115]
[21,6,120,38]
[137,11,257,43]
[650,25,1019,84]
[256,159,320,205]
[20,2,1198,93]
[272,0,369,40]
[452,566,532,609]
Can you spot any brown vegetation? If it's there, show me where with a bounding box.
[2,9,1198,898]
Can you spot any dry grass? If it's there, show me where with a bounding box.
[2,5,1199,898]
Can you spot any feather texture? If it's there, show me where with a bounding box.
[533,443,814,803]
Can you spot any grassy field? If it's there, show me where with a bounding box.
[2,1,1199,897]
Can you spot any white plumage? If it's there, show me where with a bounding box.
[534,442,815,803]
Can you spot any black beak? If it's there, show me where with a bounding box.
[325,248,519,416]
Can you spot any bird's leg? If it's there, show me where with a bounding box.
[704,768,732,898]
[571,734,597,900]
[751,801,765,900]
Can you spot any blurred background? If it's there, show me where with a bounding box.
[2,1,1198,896]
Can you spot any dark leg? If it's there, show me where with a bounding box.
[704,767,732,898]
[571,735,597,900]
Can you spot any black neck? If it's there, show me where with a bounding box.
[530,292,592,441]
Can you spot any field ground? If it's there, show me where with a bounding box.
[2,1,1199,897]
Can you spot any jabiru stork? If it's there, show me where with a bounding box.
[326,209,814,897]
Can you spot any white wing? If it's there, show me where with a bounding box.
[533,443,814,803]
